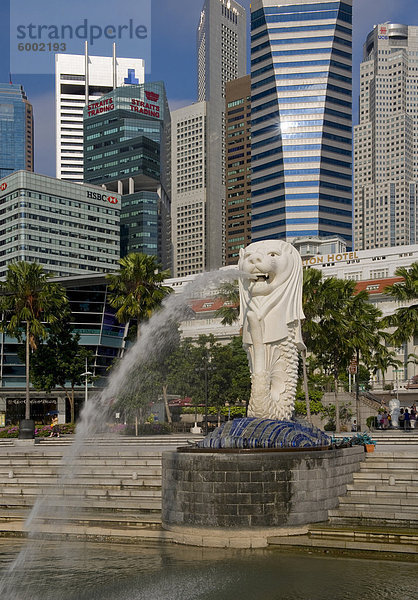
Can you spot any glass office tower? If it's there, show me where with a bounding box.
[250,0,353,247]
[83,82,171,269]
[0,83,33,178]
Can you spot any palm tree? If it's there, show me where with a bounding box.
[214,281,239,325]
[107,253,172,341]
[344,290,384,428]
[383,263,418,346]
[306,277,357,432]
[301,268,328,423]
[0,262,68,421]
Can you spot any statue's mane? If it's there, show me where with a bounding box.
[238,240,305,347]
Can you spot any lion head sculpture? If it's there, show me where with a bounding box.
[238,240,305,348]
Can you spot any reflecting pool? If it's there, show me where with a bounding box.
[0,539,416,600]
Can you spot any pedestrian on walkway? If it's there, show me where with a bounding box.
[410,404,416,429]
[399,408,405,429]
[403,408,411,431]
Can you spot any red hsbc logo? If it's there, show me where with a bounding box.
[380,26,387,34]
[145,91,159,102]
[0,182,7,191]
[86,190,119,204]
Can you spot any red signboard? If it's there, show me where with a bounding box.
[145,91,159,102]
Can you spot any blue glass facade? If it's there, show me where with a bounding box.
[250,0,352,246]
[0,84,33,178]
[0,274,127,423]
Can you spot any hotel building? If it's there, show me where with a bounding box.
[250,0,353,246]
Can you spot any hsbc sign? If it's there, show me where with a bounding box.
[86,190,119,205]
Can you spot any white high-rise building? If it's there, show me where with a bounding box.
[55,46,144,182]
[354,24,418,250]
[171,102,207,278]
[171,0,247,276]
[196,0,247,270]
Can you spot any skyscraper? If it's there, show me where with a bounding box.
[225,75,252,265]
[171,102,207,277]
[250,0,353,247]
[83,82,171,269]
[354,24,418,250]
[0,83,33,178]
[55,47,144,183]
[196,0,247,269]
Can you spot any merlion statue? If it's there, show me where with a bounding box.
[238,240,305,421]
[389,397,400,428]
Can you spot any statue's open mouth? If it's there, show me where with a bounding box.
[253,273,269,282]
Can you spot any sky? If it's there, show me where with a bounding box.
[1,0,418,177]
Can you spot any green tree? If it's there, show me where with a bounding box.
[306,277,357,432]
[166,335,251,424]
[28,316,94,424]
[107,253,172,341]
[0,262,68,420]
[301,268,329,422]
[214,281,239,325]
[383,263,418,346]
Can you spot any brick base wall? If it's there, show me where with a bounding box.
[162,447,364,529]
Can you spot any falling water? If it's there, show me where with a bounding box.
[0,268,241,598]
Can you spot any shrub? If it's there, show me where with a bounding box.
[0,423,76,438]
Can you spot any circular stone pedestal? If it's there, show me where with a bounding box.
[162,446,364,548]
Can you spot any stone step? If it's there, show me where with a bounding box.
[0,485,162,498]
[0,478,161,495]
[0,518,173,542]
[0,452,161,467]
[267,531,418,555]
[337,495,418,508]
[360,460,418,470]
[0,495,162,511]
[0,469,162,479]
[328,507,417,527]
[346,482,418,496]
[0,508,162,528]
[353,471,416,484]
[0,474,162,485]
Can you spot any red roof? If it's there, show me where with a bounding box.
[188,298,238,313]
[355,276,404,295]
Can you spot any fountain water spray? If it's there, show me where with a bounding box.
[0,268,241,597]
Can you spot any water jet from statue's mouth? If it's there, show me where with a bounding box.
[249,273,269,282]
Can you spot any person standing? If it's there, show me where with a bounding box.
[404,408,411,431]
[410,404,416,429]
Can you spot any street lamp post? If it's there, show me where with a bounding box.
[81,357,92,404]
[204,354,209,436]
